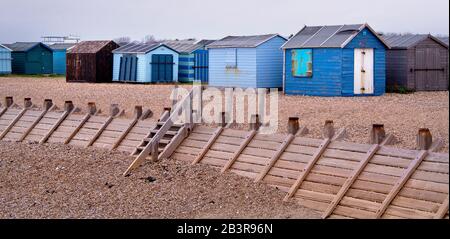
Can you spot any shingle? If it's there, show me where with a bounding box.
[207,34,281,48]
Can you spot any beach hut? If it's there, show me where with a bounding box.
[0,44,12,74]
[282,24,389,96]
[164,39,215,83]
[3,42,53,74]
[112,42,179,83]
[48,43,76,75]
[66,41,119,83]
[207,34,287,88]
[383,34,448,91]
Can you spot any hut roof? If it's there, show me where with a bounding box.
[0,44,12,51]
[162,41,198,53]
[207,34,285,49]
[112,42,178,54]
[3,42,52,52]
[68,41,114,54]
[196,39,216,47]
[163,39,216,53]
[383,34,448,49]
[282,23,389,49]
[48,43,77,51]
[438,37,449,46]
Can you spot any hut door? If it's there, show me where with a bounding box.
[151,54,174,83]
[118,54,138,81]
[193,50,209,83]
[414,48,442,91]
[354,48,374,95]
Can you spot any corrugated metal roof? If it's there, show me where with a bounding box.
[282,24,388,49]
[3,42,46,52]
[48,43,76,50]
[383,34,449,49]
[112,42,178,54]
[382,34,428,49]
[68,41,114,53]
[207,34,283,48]
[163,41,199,53]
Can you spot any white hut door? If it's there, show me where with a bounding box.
[354,48,374,94]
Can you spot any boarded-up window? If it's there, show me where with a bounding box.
[291,49,313,77]
[225,48,237,69]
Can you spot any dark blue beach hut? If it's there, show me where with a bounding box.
[282,24,390,96]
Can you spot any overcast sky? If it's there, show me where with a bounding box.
[0,0,448,43]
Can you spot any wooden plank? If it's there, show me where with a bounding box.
[385,205,434,219]
[220,130,257,173]
[339,196,381,212]
[333,205,376,219]
[392,196,441,213]
[434,196,449,219]
[86,116,114,147]
[284,138,331,201]
[111,118,139,150]
[181,138,207,148]
[192,127,223,165]
[18,107,52,142]
[220,128,248,139]
[0,107,8,118]
[160,126,188,159]
[374,150,428,218]
[255,134,295,182]
[322,144,380,218]
[39,110,70,144]
[292,137,323,147]
[187,132,212,142]
[0,108,26,140]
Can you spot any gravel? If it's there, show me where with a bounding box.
[0,141,320,219]
[1,76,448,152]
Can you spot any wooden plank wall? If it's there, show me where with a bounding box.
[172,126,449,219]
[0,99,448,219]
[0,101,155,156]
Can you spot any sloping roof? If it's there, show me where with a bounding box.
[383,34,449,49]
[0,44,12,51]
[112,42,178,54]
[207,34,285,48]
[68,41,114,53]
[282,24,389,49]
[3,42,52,52]
[438,37,449,47]
[48,43,76,51]
[163,41,199,53]
[196,39,216,47]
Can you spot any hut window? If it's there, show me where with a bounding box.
[291,49,313,77]
[225,48,237,69]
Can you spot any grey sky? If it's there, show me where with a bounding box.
[0,0,448,43]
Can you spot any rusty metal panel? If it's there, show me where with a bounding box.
[291,49,313,77]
